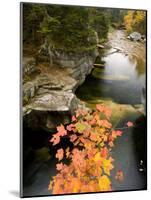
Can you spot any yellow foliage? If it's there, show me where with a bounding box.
[94,152,103,162]
[124,11,134,33]
[98,175,111,191]
[103,159,114,175]
[124,10,146,34]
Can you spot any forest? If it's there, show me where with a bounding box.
[23,4,146,53]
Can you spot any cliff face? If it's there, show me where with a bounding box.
[48,48,98,86]
[23,45,98,131]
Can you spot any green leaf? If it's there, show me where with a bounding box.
[75,122,86,133]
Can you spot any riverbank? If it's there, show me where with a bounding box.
[107,30,146,62]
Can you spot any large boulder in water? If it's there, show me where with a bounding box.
[128,32,142,41]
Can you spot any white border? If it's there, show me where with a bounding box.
[0,0,150,199]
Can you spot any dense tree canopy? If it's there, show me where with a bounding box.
[22,4,146,53]
[23,4,110,52]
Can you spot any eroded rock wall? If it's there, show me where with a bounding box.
[23,46,98,131]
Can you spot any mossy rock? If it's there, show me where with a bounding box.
[92,68,104,77]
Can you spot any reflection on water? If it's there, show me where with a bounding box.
[135,58,146,76]
[76,49,145,105]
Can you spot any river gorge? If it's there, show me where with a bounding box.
[23,29,146,196]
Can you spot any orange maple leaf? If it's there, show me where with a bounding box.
[98,119,112,128]
[115,170,124,181]
[66,124,75,131]
[66,147,70,158]
[57,124,67,136]
[70,134,77,142]
[96,104,104,112]
[50,134,60,146]
[96,104,112,119]
[56,163,64,171]
[101,147,108,158]
[112,130,122,139]
[108,141,114,147]
[56,148,64,161]
[90,133,97,141]
[127,121,133,127]
[72,115,76,122]
[116,130,122,136]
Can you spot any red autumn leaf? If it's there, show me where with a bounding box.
[89,118,96,125]
[94,113,100,121]
[72,149,85,167]
[72,115,76,122]
[96,104,112,119]
[57,124,67,136]
[66,124,75,131]
[75,109,88,118]
[56,163,64,171]
[109,156,114,162]
[96,104,104,112]
[70,134,77,142]
[90,133,97,141]
[87,148,97,159]
[101,147,108,158]
[49,104,125,194]
[66,147,70,158]
[112,130,122,139]
[115,170,124,181]
[108,134,114,142]
[116,130,122,136]
[79,137,91,147]
[83,128,90,137]
[127,121,133,127]
[56,148,64,161]
[98,119,112,128]
[108,141,114,147]
[50,134,60,146]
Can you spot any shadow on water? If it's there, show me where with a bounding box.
[23,124,74,197]
[110,115,147,191]
[133,115,147,172]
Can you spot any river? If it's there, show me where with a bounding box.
[76,30,146,105]
[76,30,147,191]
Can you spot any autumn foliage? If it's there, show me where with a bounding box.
[48,104,123,194]
[124,10,146,34]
